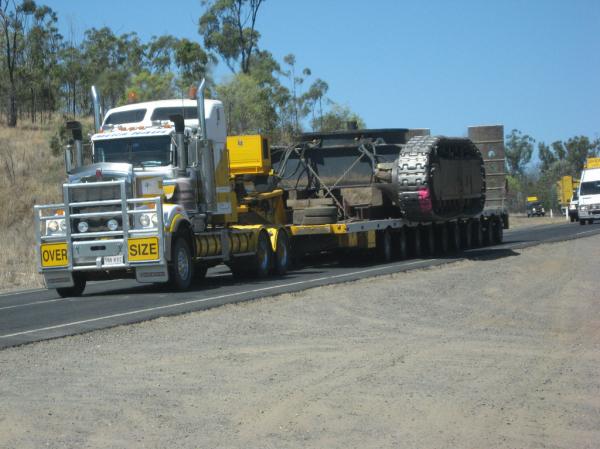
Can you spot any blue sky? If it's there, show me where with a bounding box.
[46,0,599,150]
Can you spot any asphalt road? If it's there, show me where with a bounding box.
[1,221,599,350]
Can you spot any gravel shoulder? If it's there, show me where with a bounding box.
[1,235,599,449]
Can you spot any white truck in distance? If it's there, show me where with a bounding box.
[578,157,600,225]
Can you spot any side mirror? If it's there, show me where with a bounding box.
[66,121,83,167]
[64,144,73,174]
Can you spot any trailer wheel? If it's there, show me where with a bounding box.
[450,221,461,252]
[462,221,472,250]
[493,217,503,244]
[437,223,449,254]
[56,273,86,298]
[377,228,394,262]
[273,231,290,276]
[412,226,422,258]
[425,225,435,255]
[395,227,408,260]
[169,236,194,290]
[473,219,484,247]
[252,231,273,278]
[484,220,494,246]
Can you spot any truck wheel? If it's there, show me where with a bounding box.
[426,225,435,255]
[450,221,461,252]
[377,228,394,262]
[252,231,272,278]
[579,219,586,226]
[462,221,472,249]
[411,226,422,258]
[169,236,194,290]
[484,220,494,246]
[396,227,408,260]
[493,217,504,244]
[437,224,449,254]
[273,231,290,276]
[473,220,483,247]
[56,273,86,298]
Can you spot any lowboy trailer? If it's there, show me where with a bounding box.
[34,81,508,297]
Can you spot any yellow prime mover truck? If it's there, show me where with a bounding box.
[34,81,508,297]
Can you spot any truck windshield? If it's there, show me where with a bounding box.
[580,181,600,196]
[93,136,172,167]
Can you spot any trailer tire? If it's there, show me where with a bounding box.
[56,273,86,298]
[273,231,290,276]
[484,219,494,246]
[493,217,504,244]
[412,226,422,258]
[377,228,394,262]
[396,227,408,260]
[425,225,435,255]
[450,221,460,252]
[169,236,194,290]
[473,219,484,247]
[462,220,472,250]
[437,223,449,254]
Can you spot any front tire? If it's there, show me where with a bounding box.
[169,236,194,291]
[56,273,86,298]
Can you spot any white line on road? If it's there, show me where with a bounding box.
[0,259,429,340]
[3,228,599,341]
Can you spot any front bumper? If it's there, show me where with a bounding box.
[35,180,168,288]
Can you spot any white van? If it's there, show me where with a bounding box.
[577,166,600,225]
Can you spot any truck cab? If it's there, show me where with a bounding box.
[526,196,545,217]
[34,81,291,297]
[578,159,600,225]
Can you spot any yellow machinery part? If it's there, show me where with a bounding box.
[227,135,271,176]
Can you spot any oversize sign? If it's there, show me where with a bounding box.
[127,237,160,262]
[40,242,69,267]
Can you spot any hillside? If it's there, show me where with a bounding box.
[0,123,64,290]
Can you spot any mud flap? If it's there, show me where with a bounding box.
[136,265,169,283]
[43,270,74,289]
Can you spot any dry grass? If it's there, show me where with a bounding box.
[0,122,65,291]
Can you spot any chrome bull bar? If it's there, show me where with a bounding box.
[34,180,165,272]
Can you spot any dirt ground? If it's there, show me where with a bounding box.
[1,234,599,449]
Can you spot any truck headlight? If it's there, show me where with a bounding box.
[107,218,119,231]
[77,221,89,233]
[140,213,151,227]
[139,213,157,228]
[46,219,66,235]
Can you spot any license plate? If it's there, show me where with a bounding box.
[128,237,160,262]
[40,242,69,268]
[104,255,124,266]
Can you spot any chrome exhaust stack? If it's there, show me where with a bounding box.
[91,86,103,133]
[195,79,216,213]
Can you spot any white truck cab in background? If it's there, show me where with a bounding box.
[577,158,600,225]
